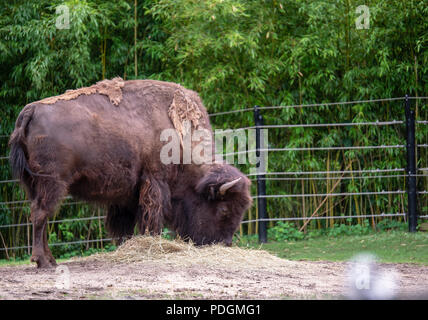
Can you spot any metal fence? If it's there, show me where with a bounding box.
[209,95,428,242]
[0,95,427,254]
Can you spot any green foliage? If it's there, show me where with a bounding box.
[146,0,427,238]
[268,222,305,241]
[376,219,408,232]
[57,244,116,260]
[161,227,175,240]
[326,221,372,237]
[266,219,407,242]
[0,0,427,259]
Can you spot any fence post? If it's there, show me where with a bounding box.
[254,106,267,243]
[405,95,418,232]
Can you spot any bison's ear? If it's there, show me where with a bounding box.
[196,176,243,201]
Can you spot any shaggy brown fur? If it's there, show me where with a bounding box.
[36,77,125,106]
[168,88,204,146]
[9,79,252,268]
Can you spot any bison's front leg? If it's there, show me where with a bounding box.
[137,176,171,235]
[30,204,57,268]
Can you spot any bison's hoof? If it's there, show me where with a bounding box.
[31,255,57,269]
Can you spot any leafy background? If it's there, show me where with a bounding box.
[0,0,427,258]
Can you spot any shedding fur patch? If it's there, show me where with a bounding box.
[36,77,125,106]
[168,88,203,146]
[138,177,166,235]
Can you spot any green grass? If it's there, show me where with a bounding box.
[239,231,428,265]
[0,258,31,267]
[0,245,116,267]
[0,256,85,267]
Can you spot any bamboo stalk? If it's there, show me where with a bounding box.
[255,197,259,235]
[101,27,107,80]
[0,230,9,260]
[98,208,103,249]
[86,219,93,251]
[299,163,352,232]
[349,161,361,225]
[27,215,30,256]
[248,206,253,235]
[326,151,332,228]
[368,196,376,230]
[310,150,321,229]
[134,0,138,78]
[301,179,306,233]
[310,178,319,229]
[14,208,23,253]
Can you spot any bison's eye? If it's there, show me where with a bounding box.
[219,207,228,216]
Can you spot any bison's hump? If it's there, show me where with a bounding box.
[35,77,125,106]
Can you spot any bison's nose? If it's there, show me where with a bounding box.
[223,239,232,247]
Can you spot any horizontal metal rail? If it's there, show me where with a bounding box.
[223,145,405,157]
[0,200,85,210]
[260,97,428,111]
[0,179,19,184]
[0,215,106,229]
[233,120,404,130]
[248,168,405,176]
[209,97,414,116]
[242,214,428,224]
[250,174,426,181]
[208,108,254,117]
[252,190,406,199]
[0,238,113,252]
[0,195,73,207]
[259,97,409,111]
[241,213,408,224]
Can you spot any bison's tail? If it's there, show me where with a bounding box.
[8,105,36,184]
[9,104,53,188]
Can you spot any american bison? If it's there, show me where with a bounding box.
[9,78,252,268]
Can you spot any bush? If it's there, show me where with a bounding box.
[265,219,408,243]
[268,222,305,241]
[326,221,372,237]
[376,220,407,232]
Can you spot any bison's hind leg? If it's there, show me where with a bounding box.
[29,178,68,268]
[106,204,138,244]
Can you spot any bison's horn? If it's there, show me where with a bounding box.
[219,177,242,195]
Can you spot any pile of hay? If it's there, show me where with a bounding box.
[91,235,289,270]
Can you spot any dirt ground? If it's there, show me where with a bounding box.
[1,255,428,300]
[1,237,428,300]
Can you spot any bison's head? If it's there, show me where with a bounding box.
[169,164,252,246]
